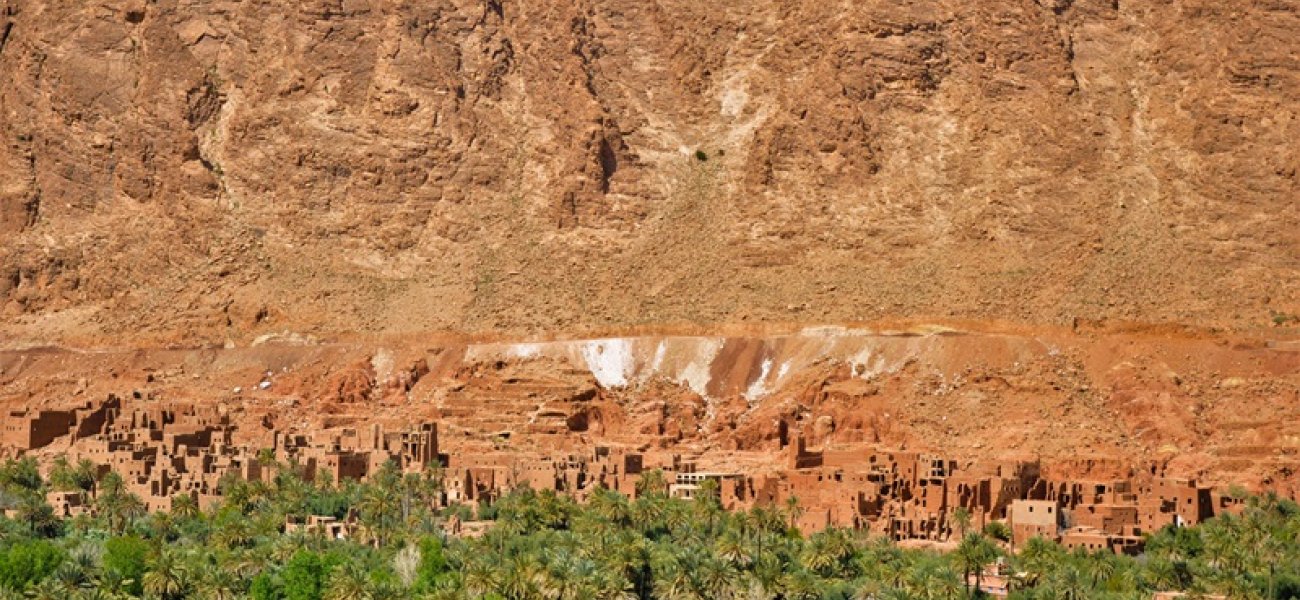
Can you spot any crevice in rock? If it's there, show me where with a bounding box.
[0,21,12,56]
[2,268,18,295]
[23,153,39,229]
[186,77,224,128]
[0,4,13,57]
[1066,39,1081,94]
[1036,0,1075,16]
[556,191,578,229]
[569,12,602,98]
[23,194,39,229]
[481,38,514,99]
[596,136,617,194]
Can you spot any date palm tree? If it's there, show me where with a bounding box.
[75,586,131,600]
[636,470,669,498]
[950,507,972,541]
[700,555,742,600]
[53,543,99,589]
[784,496,803,530]
[461,556,500,598]
[1013,535,1058,588]
[499,554,547,600]
[954,532,998,598]
[223,549,265,582]
[928,564,965,600]
[357,484,399,548]
[15,490,58,536]
[778,568,821,600]
[95,473,146,535]
[1084,550,1117,588]
[588,487,631,526]
[324,563,372,600]
[905,557,963,600]
[24,578,69,600]
[715,529,751,567]
[194,566,240,600]
[213,514,255,550]
[170,494,199,520]
[142,549,191,600]
[1046,563,1091,600]
[49,457,98,497]
[652,562,698,600]
[630,496,666,536]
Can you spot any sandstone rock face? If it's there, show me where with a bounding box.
[0,0,1296,345]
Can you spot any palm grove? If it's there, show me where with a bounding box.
[0,457,1296,600]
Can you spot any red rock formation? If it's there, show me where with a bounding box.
[0,1,1295,344]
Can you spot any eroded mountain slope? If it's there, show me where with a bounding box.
[1,0,1296,346]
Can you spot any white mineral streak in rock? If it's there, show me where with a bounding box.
[581,338,635,388]
[371,348,395,385]
[848,346,874,379]
[648,341,668,375]
[744,357,775,401]
[507,343,543,359]
[466,327,948,398]
[678,338,724,396]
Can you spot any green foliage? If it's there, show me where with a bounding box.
[250,572,279,600]
[476,500,498,521]
[96,472,145,535]
[142,548,191,600]
[47,457,97,494]
[0,539,65,590]
[950,505,973,538]
[494,488,575,535]
[0,457,43,492]
[415,536,448,590]
[635,469,669,498]
[984,520,1012,542]
[281,550,341,600]
[0,461,1290,600]
[12,490,60,538]
[104,535,149,595]
[442,502,474,522]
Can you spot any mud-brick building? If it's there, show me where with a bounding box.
[279,422,440,485]
[2,395,123,452]
[1060,526,1144,555]
[442,444,646,505]
[1137,478,1214,530]
[587,446,643,498]
[1008,499,1060,547]
[2,408,76,451]
[742,436,1237,553]
[7,394,441,514]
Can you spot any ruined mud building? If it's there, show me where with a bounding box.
[751,439,1233,555]
[2,397,1247,554]
[4,396,438,514]
[434,436,1238,554]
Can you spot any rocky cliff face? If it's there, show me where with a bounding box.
[1,0,1297,345]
